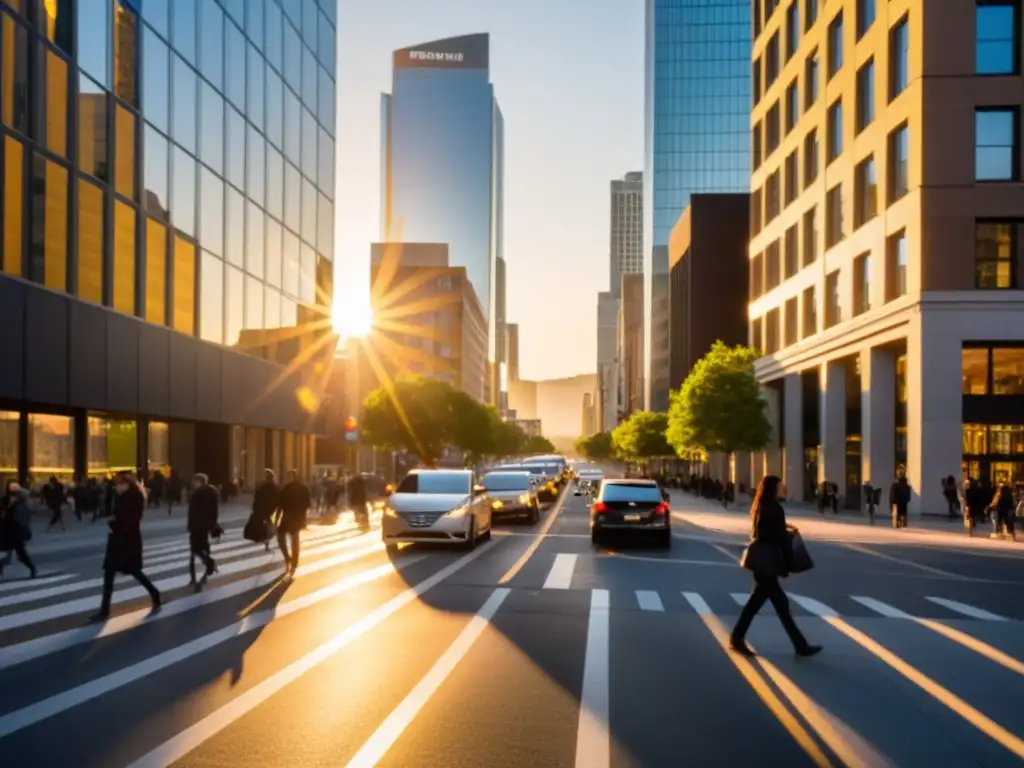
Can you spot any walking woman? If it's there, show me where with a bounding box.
[1,480,37,580]
[187,474,221,591]
[730,475,822,658]
[278,470,311,577]
[992,483,1018,541]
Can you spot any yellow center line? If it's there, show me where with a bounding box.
[498,489,570,584]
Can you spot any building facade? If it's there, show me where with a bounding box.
[505,322,520,383]
[668,194,750,389]
[644,0,752,411]
[597,290,619,431]
[748,0,1024,514]
[380,33,505,408]
[618,272,645,418]
[610,171,643,295]
[0,0,337,487]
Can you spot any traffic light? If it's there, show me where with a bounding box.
[344,416,358,442]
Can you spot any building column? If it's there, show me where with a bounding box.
[782,373,804,502]
[861,347,896,490]
[763,387,782,478]
[906,317,962,516]
[732,451,752,492]
[819,360,846,498]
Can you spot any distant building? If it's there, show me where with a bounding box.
[506,323,520,382]
[508,373,598,443]
[618,273,645,418]
[597,292,619,431]
[581,393,597,437]
[513,419,543,438]
[610,172,643,295]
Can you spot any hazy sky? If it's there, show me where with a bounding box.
[336,0,644,381]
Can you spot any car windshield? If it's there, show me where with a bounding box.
[490,466,526,473]
[601,484,662,502]
[483,473,530,491]
[395,473,470,495]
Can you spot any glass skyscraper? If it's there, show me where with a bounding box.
[380,33,505,405]
[0,0,337,487]
[643,0,751,410]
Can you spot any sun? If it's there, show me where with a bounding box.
[333,299,374,343]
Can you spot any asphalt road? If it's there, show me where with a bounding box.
[1,484,1023,767]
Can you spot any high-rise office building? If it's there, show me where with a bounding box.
[748,0,1024,516]
[0,0,337,486]
[597,291,619,431]
[643,0,751,411]
[505,322,520,383]
[610,171,643,295]
[380,33,505,407]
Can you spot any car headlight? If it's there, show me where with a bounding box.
[492,500,504,510]
[519,493,531,504]
[383,506,398,518]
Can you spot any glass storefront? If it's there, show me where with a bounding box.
[148,421,170,472]
[0,411,19,481]
[962,423,1024,484]
[87,416,138,476]
[28,414,75,484]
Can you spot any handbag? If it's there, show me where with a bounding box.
[740,539,784,576]
[787,529,814,573]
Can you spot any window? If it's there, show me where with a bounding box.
[786,2,800,59]
[267,146,285,221]
[199,0,224,89]
[886,230,908,300]
[804,0,818,29]
[802,286,816,338]
[173,0,197,64]
[784,224,799,277]
[963,349,989,395]
[142,28,169,134]
[785,80,799,133]
[765,309,780,354]
[784,297,798,346]
[43,50,68,158]
[113,201,136,315]
[890,16,909,100]
[802,206,818,266]
[266,218,283,288]
[825,184,844,247]
[247,125,266,207]
[975,221,1016,288]
[889,123,909,201]
[828,12,843,78]
[827,100,843,162]
[283,230,299,298]
[755,0,763,36]
[225,20,245,110]
[171,147,196,237]
[245,274,264,330]
[173,235,196,335]
[753,122,763,170]
[752,318,763,351]
[750,253,764,299]
[975,108,1018,181]
[766,32,780,86]
[2,16,30,135]
[317,193,333,259]
[856,0,875,39]
[319,128,334,196]
[302,178,317,245]
[785,150,799,204]
[113,0,139,106]
[78,0,110,88]
[3,136,24,277]
[31,156,68,292]
[199,168,224,258]
[766,240,781,290]
[300,244,315,304]
[993,348,1024,394]
[225,106,245,191]
[766,102,780,154]
[145,218,167,325]
[114,106,136,200]
[804,50,819,109]
[803,129,819,186]
[825,270,841,328]
[225,266,244,345]
[246,202,265,278]
[172,57,197,155]
[751,188,763,235]
[753,58,762,106]
[856,59,875,132]
[224,185,244,268]
[301,107,318,181]
[200,251,224,344]
[976,1,1018,75]
[247,44,265,132]
[854,156,877,227]
[77,180,104,303]
[199,84,224,175]
[247,0,265,51]
[142,125,168,220]
[766,171,781,222]
[854,253,871,315]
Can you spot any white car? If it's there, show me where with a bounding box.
[382,469,493,551]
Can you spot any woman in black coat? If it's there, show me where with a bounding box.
[277,470,311,576]
[730,475,822,658]
[90,472,161,621]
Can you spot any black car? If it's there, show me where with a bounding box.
[584,479,671,548]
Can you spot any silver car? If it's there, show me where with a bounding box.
[482,471,540,524]
[382,469,493,551]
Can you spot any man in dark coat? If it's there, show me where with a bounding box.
[889,465,912,528]
[347,472,368,525]
[250,469,280,552]
[90,472,161,621]
[1,481,37,579]
[278,470,311,577]
[187,473,220,590]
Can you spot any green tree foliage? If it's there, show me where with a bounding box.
[575,431,614,461]
[666,341,772,456]
[611,411,674,461]
[522,434,556,454]
[492,415,526,458]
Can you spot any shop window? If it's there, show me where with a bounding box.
[87,416,138,475]
[989,425,1024,454]
[962,348,989,394]
[963,424,988,455]
[0,411,19,478]
[28,414,75,483]
[148,421,170,472]
[992,348,1024,394]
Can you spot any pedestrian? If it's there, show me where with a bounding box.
[187,473,221,591]
[90,472,161,621]
[964,478,986,537]
[991,483,1017,541]
[277,469,311,577]
[250,469,280,552]
[729,474,822,658]
[44,476,66,531]
[0,480,37,580]
[347,471,368,526]
[166,468,183,515]
[889,466,911,528]
[862,481,876,524]
[942,475,960,519]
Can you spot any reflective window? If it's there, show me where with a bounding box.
[225,105,245,190]
[976,2,1017,75]
[30,156,68,292]
[825,183,844,247]
[975,221,1015,289]
[316,253,332,306]
[889,15,909,100]
[113,200,136,315]
[245,274,264,329]
[78,0,110,88]
[993,348,1024,395]
[225,264,244,345]
[318,66,334,134]
[302,107,317,180]
[317,192,332,258]
[827,12,843,78]
[172,0,197,64]
[143,124,169,220]
[889,123,909,201]
[282,228,299,297]
[284,22,300,92]
[827,99,843,162]
[265,217,283,287]
[284,161,301,232]
[223,0,244,26]
[266,145,284,220]
[199,83,224,174]
[886,229,907,300]
[2,15,30,134]
[266,67,284,149]
[36,0,72,53]
[299,242,315,304]
[143,0,169,39]
[246,124,265,207]
[318,10,334,69]
[975,108,1018,181]
[963,349,989,395]
[145,217,167,324]
[856,59,874,132]
[43,49,68,157]
[265,0,283,71]
[172,57,197,154]
[302,0,318,46]
[301,177,316,245]
[247,44,265,131]
[302,46,317,115]
[283,0,301,28]
[199,167,224,257]
[318,127,333,194]
[265,286,281,328]
[856,0,875,38]
[804,50,819,110]
[173,235,196,334]
[854,155,877,227]
[142,27,169,133]
[199,0,224,89]
[280,295,297,327]
[113,0,139,105]
[247,0,264,50]
[77,179,105,302]
[321,0,337,27]
[3,136,24,276]
[284,87,301,165]
[114,105,136,199]
[199,250,224,343]
[224,19,246,110]
[171,146,196,236]
[224,184,244,267]
[246,201,265,278]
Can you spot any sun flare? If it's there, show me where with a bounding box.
[334,299,374,343]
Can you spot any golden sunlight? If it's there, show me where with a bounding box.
[334,299,374,343]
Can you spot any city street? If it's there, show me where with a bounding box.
[1,488,1023,767]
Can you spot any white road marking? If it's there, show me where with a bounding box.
[635,590,664,612]
[0,574,75,593]
[851,596,912,619]
[682,592,714,616]
[575,589,610,768]
[0,553,429,739]
[788,594,840,618]
[125,541,499,767]
[925,597,1008,622]
[345,588,511,767]
[543,554,578,589]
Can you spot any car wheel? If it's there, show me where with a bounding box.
[463,519,477,550]
[481,527,492,543]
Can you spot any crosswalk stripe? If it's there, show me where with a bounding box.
[543,554,577,589]
[0,573,75,593]
[788,594,840,617]
[851,596,912,619]
[925,597,1008,622]
[575,589,611,768]
[635,590,664,612]
[681,592,713,616]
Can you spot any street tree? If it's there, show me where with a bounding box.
[361,376,457,466]
[611,411,673,464]
[575,431,614,461]
[522,434,556,454]
[492,416,526,458]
